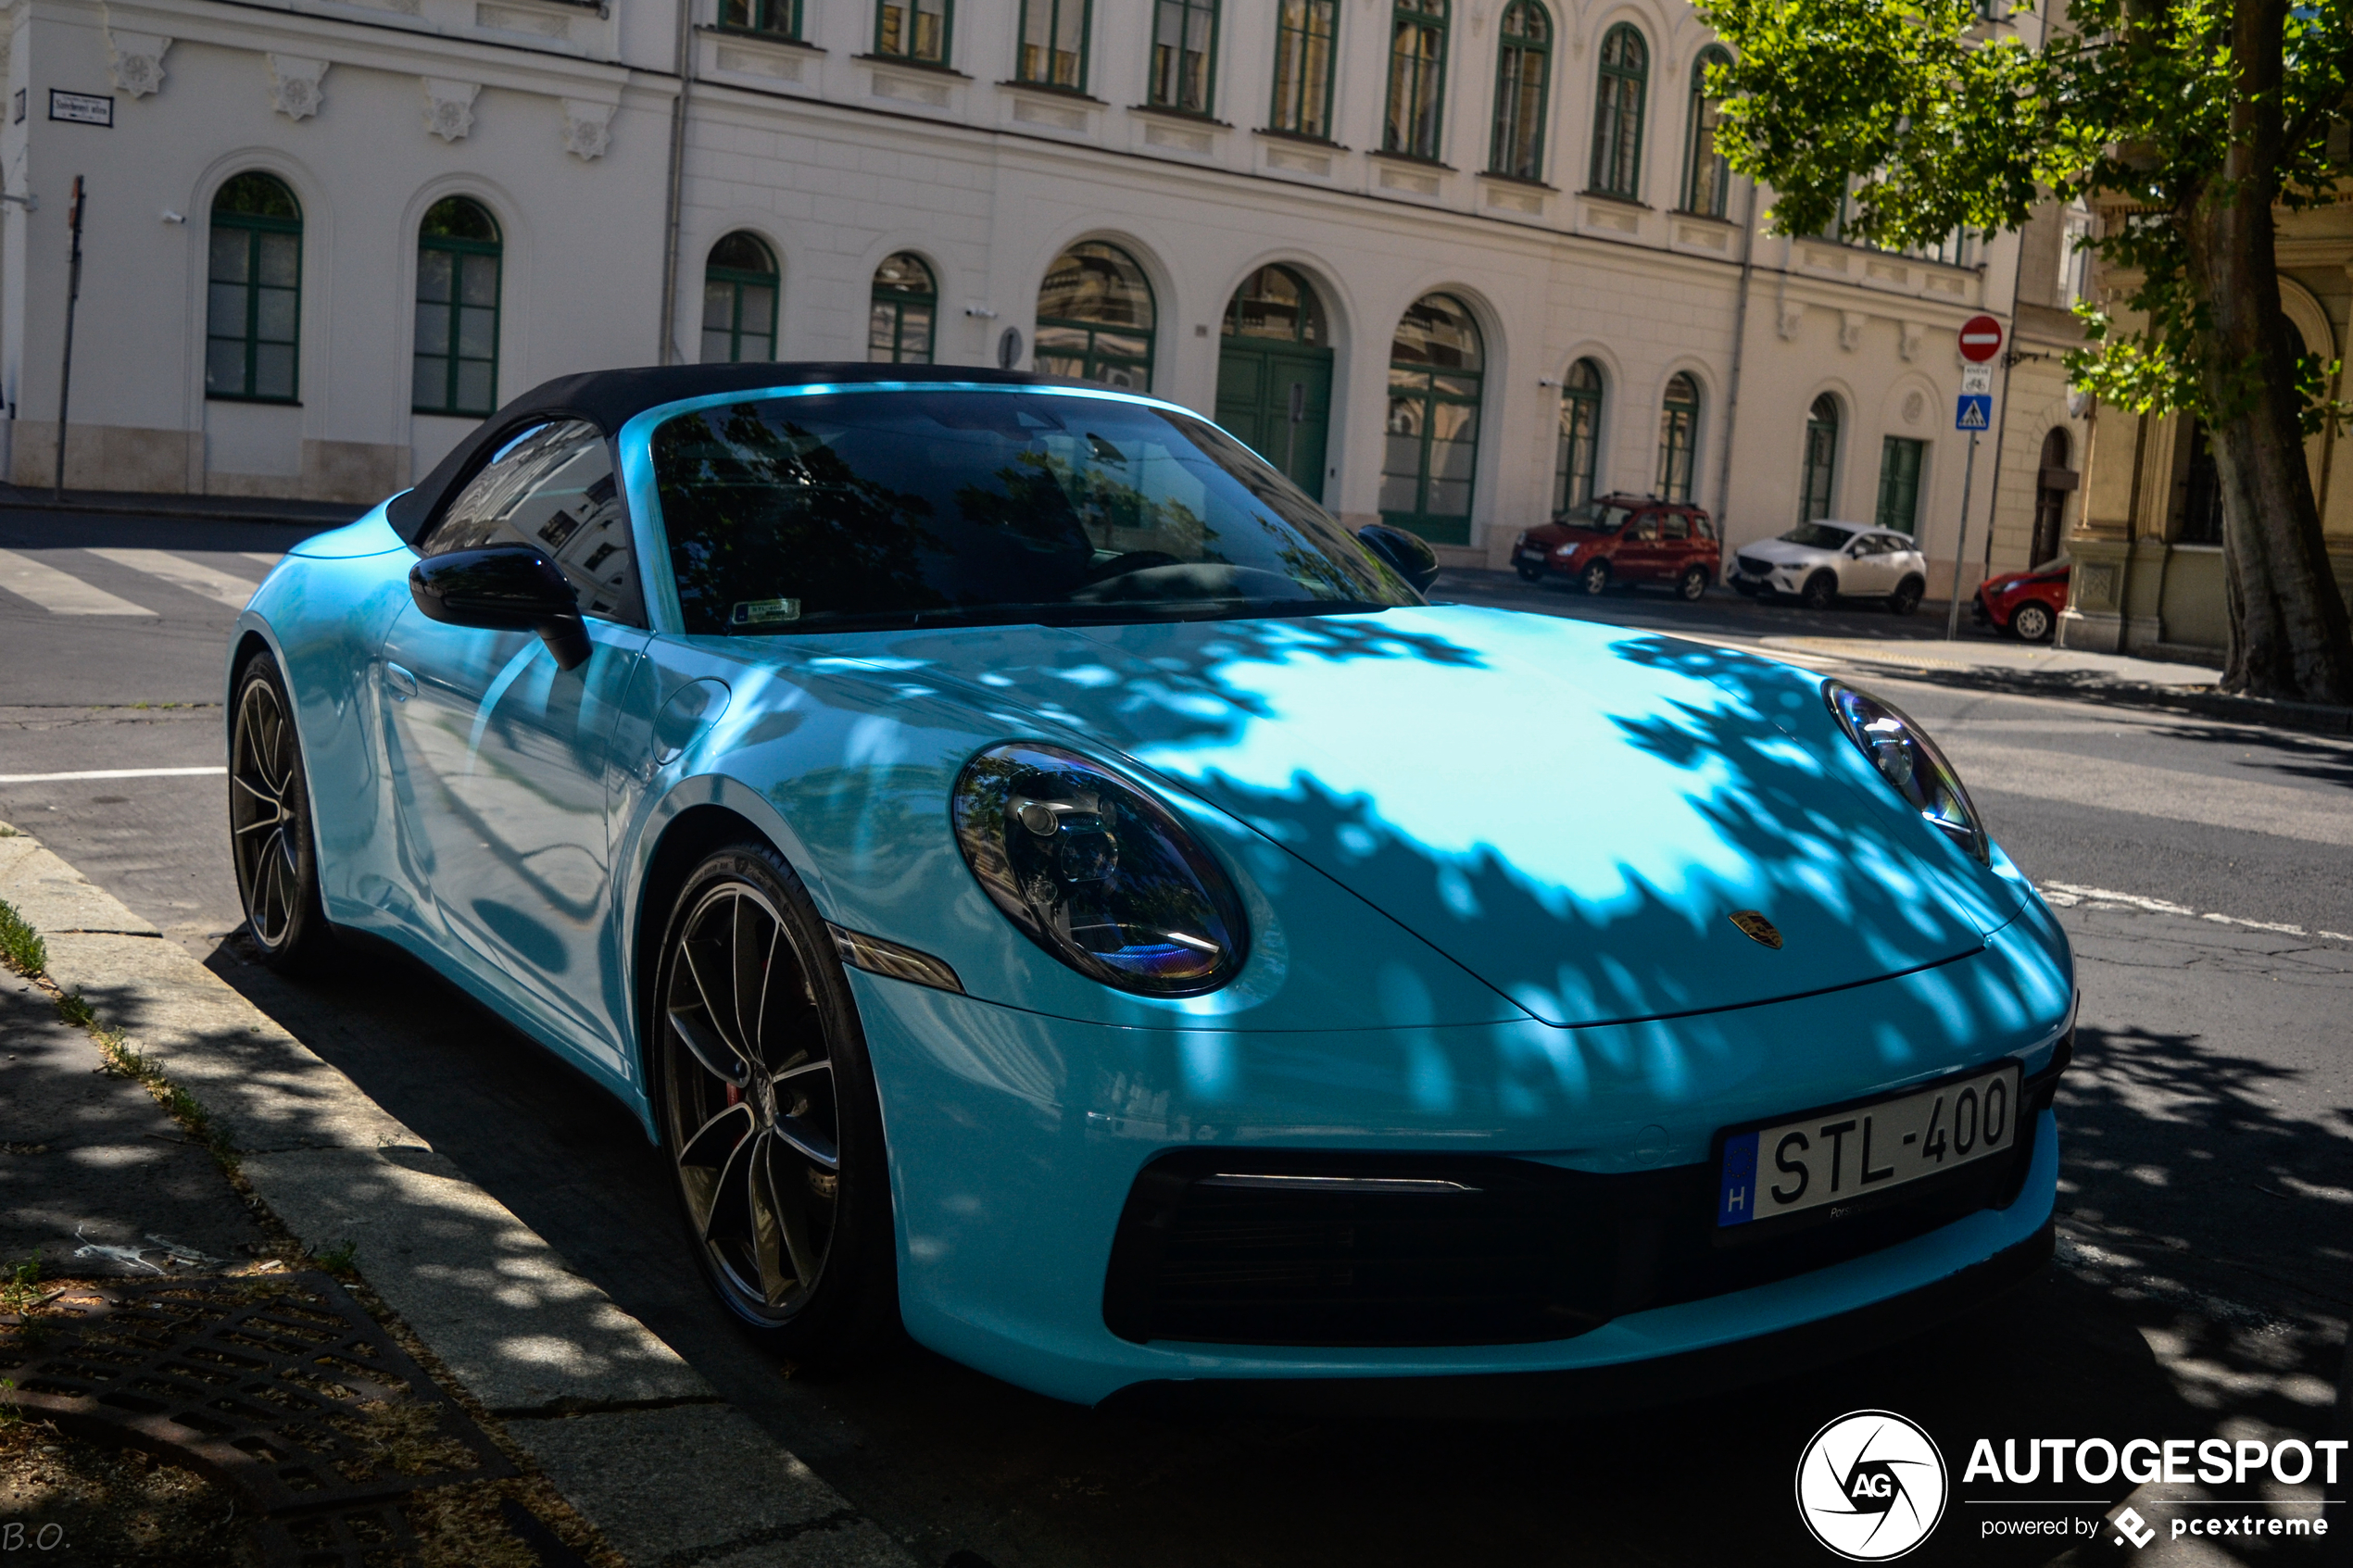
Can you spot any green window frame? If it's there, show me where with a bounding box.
[718,0,800,38]
[869,252,937,363]
[1682,46,1731,217]
[1150,0,1218,115]
[1656,371,1700,502]
[1380,292,1484,545]
[1875,435,1926,533]
[1554,358,1604,513]
[1799,393,1840,521]
[206,172,302,404]
[412,197,502,418]
[1384,0,1449,161]
[1018,0,1089,91]
[875,0,951,64]
[1269,0,1338,137]
[1590,23,1648,199]
[701,232,779,365]
[1489,0,1551,181]
[1034,241,1154,390]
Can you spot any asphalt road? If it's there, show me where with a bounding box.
[2,508,2347,1567]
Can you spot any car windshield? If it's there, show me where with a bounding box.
[1779,522,1856,550]
[649,390,1420,635]
[1557,500,1635,533]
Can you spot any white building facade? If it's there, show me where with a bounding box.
[2,0,2028,579]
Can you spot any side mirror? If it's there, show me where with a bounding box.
[1355,523,1441,594]
[409,545,592,671]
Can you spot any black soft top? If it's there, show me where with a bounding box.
[384,361,1055,544]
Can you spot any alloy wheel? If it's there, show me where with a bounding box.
[1581,561,1610,595]
[661,880,839,1323]
[230,677,303,950]
[2013,603,2054,642]
[1679,567,1709,601]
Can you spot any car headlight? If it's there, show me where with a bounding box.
[1823,682,1989,864]
[1515,531,1529,549]
[952,742,1249,995]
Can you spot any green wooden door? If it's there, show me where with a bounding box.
[1215,342,1333,500]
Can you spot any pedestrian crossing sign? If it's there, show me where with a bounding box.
[1957,395,1992,431]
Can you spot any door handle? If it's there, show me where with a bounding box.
[384,662,418,702]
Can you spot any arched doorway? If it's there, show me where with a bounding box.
[1035,241,1154,390]
[1215,265,1334,498]
[2032,427,2073,566]
[1380,293,1483,544]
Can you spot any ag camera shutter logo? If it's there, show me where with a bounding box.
[1795,1410,1949,1560]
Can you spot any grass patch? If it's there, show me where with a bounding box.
[64,994,239,1175]
[0,1260,41,1317]
[314,1239,359,1277]
[0,896,44,977]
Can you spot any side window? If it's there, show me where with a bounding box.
[1696,516,1718,541]
[423,420,641,624]
[1633,512,1661,541]
[1662,513,1690,540]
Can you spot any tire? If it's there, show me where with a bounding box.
[1515,564,1541,583]
[1889,576,1925,617]
[1579,559,1612,596]
[2011,601,2054,642]
[1801,571,1840,611]
[228,650,338,974]
[650,842,899,1367]
[1677,566,1710,602]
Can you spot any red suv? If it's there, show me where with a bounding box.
[1513,495,1720,600]
[1974,557,2070,642]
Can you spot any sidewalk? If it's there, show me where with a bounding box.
[0,483,365,530]
[0,823,917,1567]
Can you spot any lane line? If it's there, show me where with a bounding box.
[0,767,227,784]
[84,548,260,611]
[241,552,283,569]
[2039,881,2353,944]
[0,548,157,616]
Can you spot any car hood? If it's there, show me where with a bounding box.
[834,605,2006,1027]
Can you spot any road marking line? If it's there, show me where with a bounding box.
[2039,880,2351,944]
[0,548,157,616]
[84,548,260,611]
[241,552,282,568]
[0,767,226,784]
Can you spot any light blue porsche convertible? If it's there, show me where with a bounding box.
[228,364,2073,1411]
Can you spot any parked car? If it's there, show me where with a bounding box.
[1728,521,1930,613]
[1976,557,2070,643]
[1512,494,1720,600]
[229,364,2070,1411]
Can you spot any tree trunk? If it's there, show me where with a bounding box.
[2183,0,2353,704]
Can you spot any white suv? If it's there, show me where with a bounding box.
[1728,521,1929,614]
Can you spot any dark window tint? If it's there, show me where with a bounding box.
[426,420,639,623]
[207,173,302,402]
[649,390,1418,635]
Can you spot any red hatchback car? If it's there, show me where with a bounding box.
[1513,495,1720,600]
[1974,557,2071,642]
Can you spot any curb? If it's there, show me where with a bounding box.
[0,825,920,1568]
[0,484,363,531]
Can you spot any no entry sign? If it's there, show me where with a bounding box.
[1957,315,2005,363]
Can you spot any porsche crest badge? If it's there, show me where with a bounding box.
[1730,910,1783,949]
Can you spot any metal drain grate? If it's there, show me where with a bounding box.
[0,1272,529,1566]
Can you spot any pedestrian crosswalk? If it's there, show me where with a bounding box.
[0,546,274,616]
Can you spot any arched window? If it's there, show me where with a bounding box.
[875,0,950,64]
[1799,393,1840,521]
[1490,2,1551,181]
[1554,358,1604,513]
[1656,372,1700,502]
[1017,0,1089,90]
[1151,0,1219,115]
[700,232,778,365]
[719,0,799,38]
[2032,426,2071,566]
[1035,241,1154,389]
[1224,265,1327,345]
[869,252,937,363]
[1384,0,1449,160]
[1381,293,1483,543]
[1682,47,1732,217]
[413,197,502,417]
[1590,24,1648,199]
[206,173,302,402]
[1270,0,1338,138]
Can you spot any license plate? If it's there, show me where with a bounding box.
[1516,550,1547,565]
[1716,1062,2022,1228]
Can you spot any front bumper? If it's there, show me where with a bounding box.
[851,904,2072,1407]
